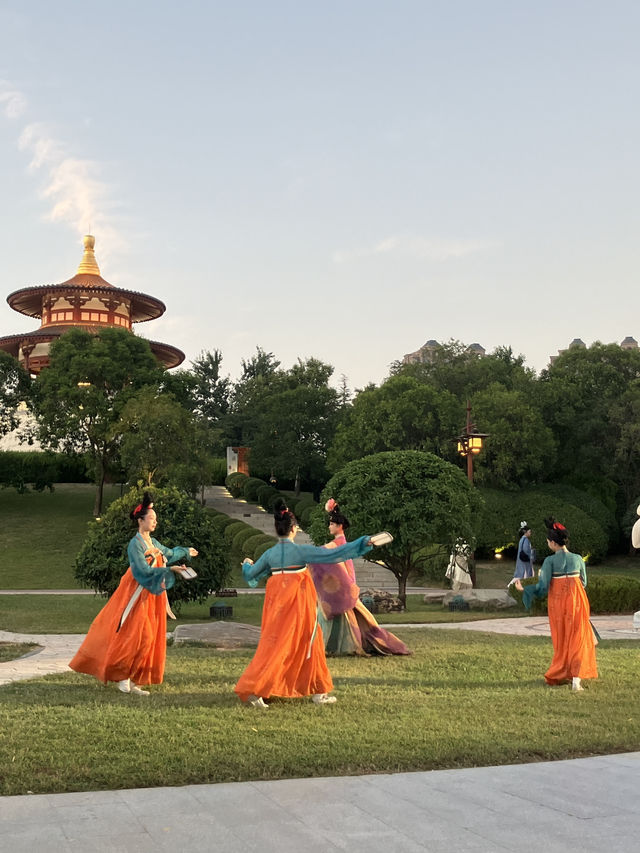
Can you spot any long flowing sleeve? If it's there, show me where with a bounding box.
[521,555,553,610]
[151,538,191,565]
[294,536,372,564]
[127,536,176,595]
[579,556,587,588]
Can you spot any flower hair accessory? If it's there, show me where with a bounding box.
[519,520,527,528]
[325,498,337,512]
[552,522,566,531]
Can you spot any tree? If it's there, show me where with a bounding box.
[309,450,482,605]
[469,383,556,488]
[326,375,460,473]
[31,327,161,515]
[0,351,31,438]
[117,387,195,487]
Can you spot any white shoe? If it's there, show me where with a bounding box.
[247,694,269,709]
[130,684,150,696]
[312,693,337,705]
[118,679,131,694]
[571,678,584,693]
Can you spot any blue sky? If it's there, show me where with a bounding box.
[1,1,639,390]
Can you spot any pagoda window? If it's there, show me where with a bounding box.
[51,310,75,322]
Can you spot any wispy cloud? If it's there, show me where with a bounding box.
[0,79,126,258]
[333,234,501,264]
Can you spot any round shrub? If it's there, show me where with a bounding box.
[225,472,248,498]
[267,492,289,512]
[74,484,230,607]
[210,514,239,534]
[243,477,267,502]
[298,505,315,530]
[244,534,277,561]
[257,484,278,509]
[224,521,252,544]
[232,526,260,554]
[253,538,277,561]
[511,574,640,615]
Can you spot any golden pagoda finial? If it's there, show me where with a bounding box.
[76,234,101,275]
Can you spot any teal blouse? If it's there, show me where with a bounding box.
[522,550,587,610]
[242,536,373,588]
[127,534,191,595]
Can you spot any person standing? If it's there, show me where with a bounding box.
[516,517,597,691]
[70,492,198,695]
[508,522,534,588]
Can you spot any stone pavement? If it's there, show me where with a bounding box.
[0,630,84,686]
[1,752,639,852]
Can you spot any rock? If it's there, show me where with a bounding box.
[173,621,261,648]
[442,589,517,610]
[359,588,404,613]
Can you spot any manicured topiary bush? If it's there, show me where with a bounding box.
[242,477,267,502]
[224,521,250,544]
[74,484,230,607]
[225,472,248,498]
[257,484,278,509]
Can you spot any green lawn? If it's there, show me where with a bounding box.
[0,484,120,589]
[0,642,37,663]
[0,631,638,796]
[0,594,524,635]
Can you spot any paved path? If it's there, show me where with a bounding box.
[1,752,639,852]
[0,630,84,686]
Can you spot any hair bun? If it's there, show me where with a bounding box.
[273,497,289,518]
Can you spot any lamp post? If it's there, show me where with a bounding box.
[456,401,488,484]
[454,402,488,588]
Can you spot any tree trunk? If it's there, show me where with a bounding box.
[93,457,105,517]
[398,573,407,610]
[294,467,301,497]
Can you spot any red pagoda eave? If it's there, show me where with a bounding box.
[7,283,166,323]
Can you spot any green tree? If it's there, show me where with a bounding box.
[327,375,460,472]
[309,450,482,604]
[118,387,195,487]
[31,327,161,515]
[469,383,556,488]
[0,351,31,438]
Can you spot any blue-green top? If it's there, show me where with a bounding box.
[127,534,191,595]
[522,550,587,610]
[242,536,373,588]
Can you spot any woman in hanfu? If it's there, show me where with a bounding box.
[516,518,597,692]
[235,499,379,708]
[508,521,534,588]
[309,500,410,657]
[70,493,198,695]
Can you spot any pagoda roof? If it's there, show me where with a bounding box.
[0,326,184,369]
[7,283,166,323]
[6,234,165,322]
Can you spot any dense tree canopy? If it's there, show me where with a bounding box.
[0,351,31,437]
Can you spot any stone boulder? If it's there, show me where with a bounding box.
[173,621,261,648]
[442,589,517,610]
[359,588,404,613]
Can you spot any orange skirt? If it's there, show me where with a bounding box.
[545,576,598,685]
[235,569,333,702]
[69,568,169,686]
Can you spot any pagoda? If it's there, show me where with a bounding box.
[0,235,184,374]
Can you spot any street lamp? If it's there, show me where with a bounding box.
[455,401,488,484]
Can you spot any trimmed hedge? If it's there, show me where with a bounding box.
[257,484,278,509]
[225,472,248,498]
[511,574,640,615]
[242,477,267,502]
[0,450,90,492]
[223,521,251,543]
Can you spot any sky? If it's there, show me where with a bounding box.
[0,1,639,392]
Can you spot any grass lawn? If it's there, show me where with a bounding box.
[0,642,37,663]
[1,484,120,589]
[0,594,525,635]
[0,630,639,796]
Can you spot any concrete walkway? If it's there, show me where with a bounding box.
[1,752,639,852]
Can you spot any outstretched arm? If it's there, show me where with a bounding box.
[128,537,176,595]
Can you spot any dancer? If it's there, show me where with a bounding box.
[516,517,597,691]
[310,499,410,656]
[70,492,198,694]
[235,499,380,708]
[508,521,534,589]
